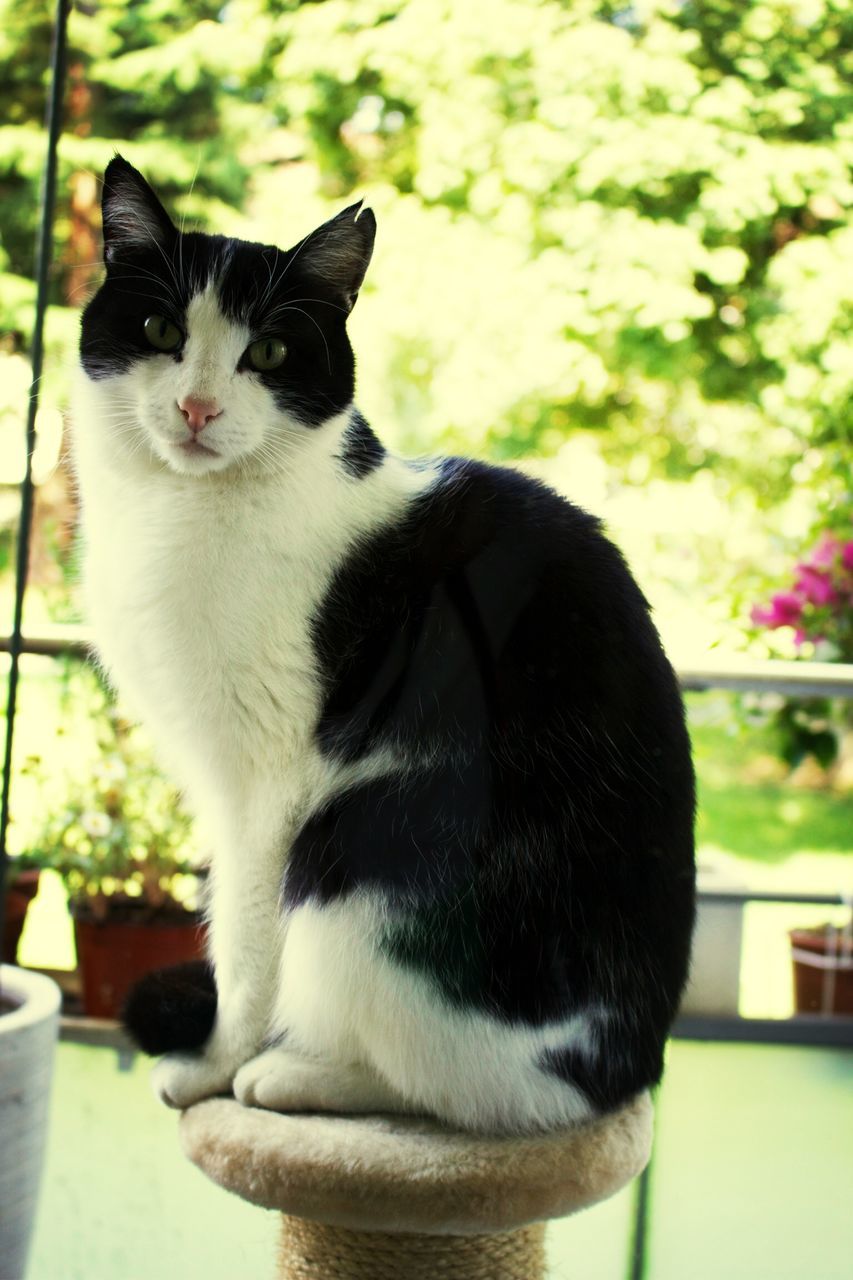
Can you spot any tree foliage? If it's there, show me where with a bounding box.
[1,0,850,515]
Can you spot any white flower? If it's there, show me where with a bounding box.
[81,811,112,838]
[93,756,127,784]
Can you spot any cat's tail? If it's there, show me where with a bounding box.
[122,961,217,1055]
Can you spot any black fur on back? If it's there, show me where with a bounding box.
[288,458,696,1109]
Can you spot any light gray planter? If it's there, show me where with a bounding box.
[0,965,61,1280]
[680,861,746,1017]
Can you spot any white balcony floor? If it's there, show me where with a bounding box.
[26,1037,852,1280]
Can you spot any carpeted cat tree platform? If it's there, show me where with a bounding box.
[180,1092,652,1278]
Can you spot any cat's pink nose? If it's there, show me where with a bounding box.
[178,396,222,435]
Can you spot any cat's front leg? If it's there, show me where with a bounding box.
[152,837,284,1109]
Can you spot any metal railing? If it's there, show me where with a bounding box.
[0,0,71,932]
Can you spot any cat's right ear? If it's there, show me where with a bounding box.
[101,155,177,266]
[296,202,376,312]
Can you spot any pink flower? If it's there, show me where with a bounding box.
[808,532,841,569]
[751,591,804,629]
[793,565,838,607]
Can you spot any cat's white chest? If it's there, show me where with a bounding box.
[80,471,328,791]
[72,376,436,843]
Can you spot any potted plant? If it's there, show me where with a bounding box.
[789,921,853,1016]
[26,695,207,1020]
[2,858,41,964]
[750,523,853,1014]
[750,524,853,779]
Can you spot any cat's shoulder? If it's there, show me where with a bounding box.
[320,450,643,646]
[397,454,606,573]
[430,453,600,527]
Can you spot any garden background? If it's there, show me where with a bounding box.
[1,0,851,1000]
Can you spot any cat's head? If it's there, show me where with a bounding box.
[79,156,375,477]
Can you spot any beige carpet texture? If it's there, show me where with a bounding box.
[180,1091,653,1236]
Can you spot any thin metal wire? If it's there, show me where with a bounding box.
[0,0,72,934]
[1,631,851,695]
[628,1151,652,1280]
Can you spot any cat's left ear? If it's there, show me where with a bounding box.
[101,155,177,266]
[297,202,376,312]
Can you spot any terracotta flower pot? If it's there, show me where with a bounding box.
[790,924,853,1015]
[2,871,41,965]
[73,907,207,1020]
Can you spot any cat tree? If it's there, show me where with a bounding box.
[180,1092,652,1278]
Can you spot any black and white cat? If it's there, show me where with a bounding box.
[72,156,695,1135]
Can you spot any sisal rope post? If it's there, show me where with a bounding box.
[277,1216,547,1280]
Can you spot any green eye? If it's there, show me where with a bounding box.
[247,337,287,371]
[144,315,182,352]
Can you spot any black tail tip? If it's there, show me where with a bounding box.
[121,960,217,1056]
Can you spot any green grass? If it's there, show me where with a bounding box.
[697,765,853,863]
[687,694,852,866]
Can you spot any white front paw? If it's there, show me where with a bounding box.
[151,1052,235,1109]
[233,1048,405,1115]
[233,1048,303,1110]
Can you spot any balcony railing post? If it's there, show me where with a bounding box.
[0,0,72,934]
